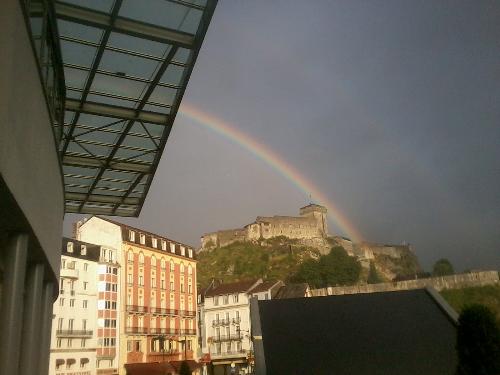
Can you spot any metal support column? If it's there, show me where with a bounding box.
[38,281,55,375]
[20,262,45,375]
[0,233,29,375]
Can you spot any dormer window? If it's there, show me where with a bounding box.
[188,248,193,258]
[170,243,175,253]
[152,238,157,248]
[80,245,86,255]
[67,242,73,253]
[161,240,167,251]
[180,246,185,256]
[140,234,145,245]
[129,230,135,242]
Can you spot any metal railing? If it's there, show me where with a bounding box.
[212,318,231,327]
[56,330,93,337]
[125,327,197,336]
[125,327,148,334]
[209,334,242,342]
[126,305,148,313]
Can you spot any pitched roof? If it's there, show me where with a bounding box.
[274,283,309,299]
[252,288,458,375]
[250,280,283,294]
[62,237,100,262]
[205,279,261,297]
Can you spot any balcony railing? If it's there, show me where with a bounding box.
[125,327,148,334]
[150,307,179,316]
[209,334,242,342]
[56,330,93,337]
[181,310,196,317]
[126,305,148,313]
[60,268,78,279]
[212,318,231,327]
[211,349,246,358]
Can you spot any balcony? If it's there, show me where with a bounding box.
[212,318,231,327]
[56,330,93,337]
[211,349,247,359]
[125,327,148,334]
[126,305,148,313]
[60,268,79,279]
[209,334,242,342]
[149,328,180,335]
[150,307,179,316]
[180,310,196,317]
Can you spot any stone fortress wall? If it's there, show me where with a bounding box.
[310,271,500,296]
[201,204,328,250]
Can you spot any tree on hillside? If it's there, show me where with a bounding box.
[456,304,500,375]
[367,262,382,284]
[290,247,361,288]
[432,258,455,276]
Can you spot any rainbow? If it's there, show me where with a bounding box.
[178,103,363,242]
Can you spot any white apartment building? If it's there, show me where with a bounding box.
[49,238,121,375]
[199,279,283,375]
[50,239,100,375]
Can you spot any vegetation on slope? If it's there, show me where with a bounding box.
[441,284,500,325]
[196,239,320,287]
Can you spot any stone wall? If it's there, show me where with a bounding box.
[311,271,499,297]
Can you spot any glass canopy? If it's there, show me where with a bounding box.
[55,0,217,216]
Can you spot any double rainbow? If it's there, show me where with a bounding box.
[179,103,362,242]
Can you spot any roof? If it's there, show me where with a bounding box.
[62,237,100,262]
[274,283,309,299]
[252,288,458,375]
[84,216,195,260]
[250,280,282,294]
[56,0,217,217]
[205,279,261,297]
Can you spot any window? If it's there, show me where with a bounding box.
[170,281,174,291]
[139,253,144,264]
[67,339,72,348]
[188,284,192,294]
[188,265,193,275]
[83,282,88,290]
[139,275,144,286]
[129,230,135,242]
[67,242,73,253]
[223,295,229,305]
[83,300,88,308]
[58,318,64,330]
[140,234,145,245]
[214,296,219,306]
[127,274,133,285]
[61,259,66,269]
[161,240,167,250]
[128,250,134,263]
[80,245,86,255]
[151,256,156,267]
[83,263,88,271]
[56,339,62,348]
[152,238,157,248]
[70,299,75,307]
[170,261,175,272]
[180,246,185,256]
[135,341,141,352]
[188,248,193,258]
[151,277,156,288]
[170,243,175,253]
[233,294,239,303]
[180,264,185,274]
[161,258,166,269]
[127,341,133,352]
[59,298,64,306]
[68,319,74,330]
[180,283,184,293]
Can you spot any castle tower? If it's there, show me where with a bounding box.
[299,204,328,236]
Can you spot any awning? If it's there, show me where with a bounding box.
[55,0,217,216]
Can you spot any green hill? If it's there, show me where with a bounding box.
[196,238,321,286]
[440,284,500,324]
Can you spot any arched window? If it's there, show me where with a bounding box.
[151,255,156,267]
[180,263,185,274]
[170,261,175,272]
[127,250,133,262]
[187,265,193,275]
[139,252,144,264]
[160,258,166,269]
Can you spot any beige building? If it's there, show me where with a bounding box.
[201,204,328,249]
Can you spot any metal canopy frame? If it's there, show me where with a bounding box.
[55,0,217,216]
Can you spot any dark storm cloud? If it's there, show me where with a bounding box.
[65,0,500,271]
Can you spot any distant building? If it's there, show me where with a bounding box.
[198,279,282,375]
[75,216,197,373]
[250,288,459,375]
[201,204,328,249]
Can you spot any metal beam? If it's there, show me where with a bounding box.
[65,99,169,124]
[55,2,195,48]
[65,205,137,216]
[65,192,140,205]
[63,155,151,173]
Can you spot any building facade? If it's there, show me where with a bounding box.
[199,279,282,375]
[50,239,100,375]
[76,216,197,374]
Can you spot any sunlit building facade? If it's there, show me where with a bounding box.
[76,216,197,373]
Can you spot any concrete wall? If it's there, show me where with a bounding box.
[0,0,64,277]
[311,271,499,297]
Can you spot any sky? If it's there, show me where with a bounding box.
[64,0,500,271]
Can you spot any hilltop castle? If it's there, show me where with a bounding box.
[201,204,328,249]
